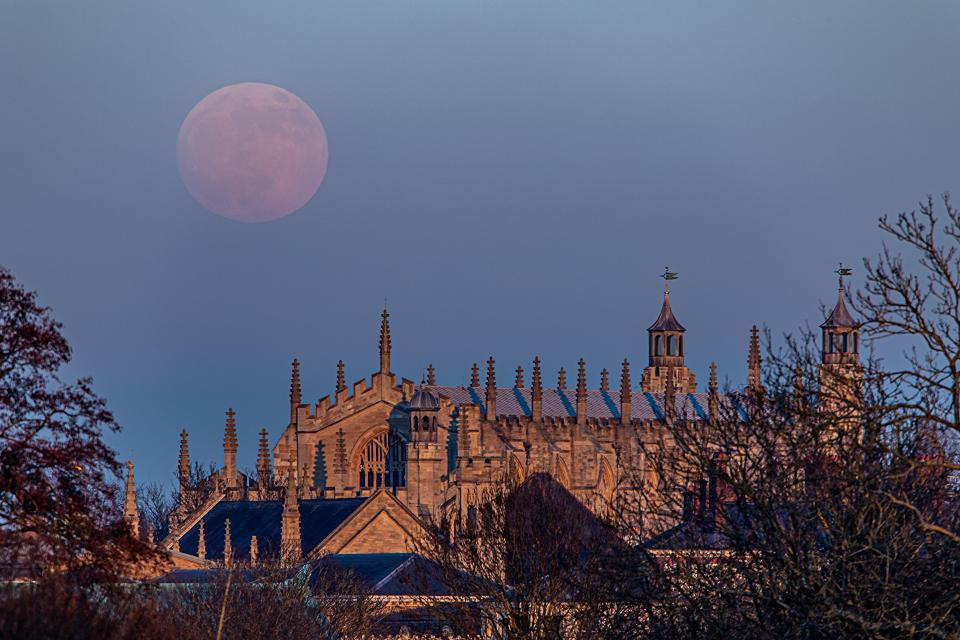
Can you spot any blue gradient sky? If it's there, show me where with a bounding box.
[2,1,958,486]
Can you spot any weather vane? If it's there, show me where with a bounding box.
[835,263,852,289]
[661,267,678,293]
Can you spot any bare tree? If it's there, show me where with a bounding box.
[412,473,652,639]
[628,194,960,639]
[0,266,158,580]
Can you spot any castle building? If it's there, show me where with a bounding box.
[154,277,860,564]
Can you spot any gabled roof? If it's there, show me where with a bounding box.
[821,288,858,329]
[177,498,365,562]
[648,290,685,332]
[426,385,746,423]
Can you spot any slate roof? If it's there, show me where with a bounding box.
[424,386,747,423]
[178,497,365,562]
[821,289,858,328]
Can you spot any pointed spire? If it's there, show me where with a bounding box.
[531,357,543,421]
[123,460,139,537]
[281,464,301,564]
[620,359,632,424]
[427,363,436,386]
[197,519,206,560]
[223,518,233,566]
[223,408,238,489]
[178,429,190,492]
[748,326,762,391]
[648,278,686,332]
[822,263,858,329]
[379,308,392,373]
[576,358,587,424]
[336,360,346,393]
[515,365,524,388]
[257,428,271,490]
[558,367,567,390]
[708,362,719,424]
[485,357,497,418]
[600,368,609,392]
[289,358,302,427]
[250,535,258,567]
[470,362,479,387]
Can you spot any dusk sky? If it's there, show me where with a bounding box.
[2,1,959,487]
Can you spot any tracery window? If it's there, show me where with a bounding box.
[357,429,407,489]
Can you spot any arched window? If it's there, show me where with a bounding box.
[679,335,684,357]
[357,430,407,489]
[667,335,675,356]
[828,333,836,353]
[655,335,662,356]
[854,332,859,353]
[841,333,848,353]
[413,416,419,431]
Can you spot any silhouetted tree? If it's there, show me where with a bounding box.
[0,266,154,579]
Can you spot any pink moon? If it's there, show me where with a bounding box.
[176,83,328,223]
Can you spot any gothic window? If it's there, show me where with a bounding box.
[655,335,662,356]
[841,333,848,353]
[667,335,675,356]
[357,429,407,489]
[413,416,419,431]
[679,335,684,356]
[828,332,836,352]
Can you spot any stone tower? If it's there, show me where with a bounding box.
[406,386,444,517]
[642,276,696,393]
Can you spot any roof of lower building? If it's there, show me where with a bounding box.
[178,497,365,562]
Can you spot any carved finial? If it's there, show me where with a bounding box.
[197,519,206,560]
[600,368,609,392]
[290,358,301,413]
[748,326,762,391]
[577,359,587,397]
[223,518,233,566]
[427,364,436,386]
[379,308,392,373]
[531,357,542,398]
[178,429,190,491]
[531,357,543,421]
[515,365,524,389]
[708,362,719,424]
[250,535,258,567]
[123,460,139,537]
[576,359,587,423]
[558,367,567,390]
[485,357,497,418]
[223,408,238,488]
[336,359,346,392]
[620,359,632,424]
[470,362,479,387]
[257,428,271,490]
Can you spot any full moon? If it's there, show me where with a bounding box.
[177,83,328,223]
